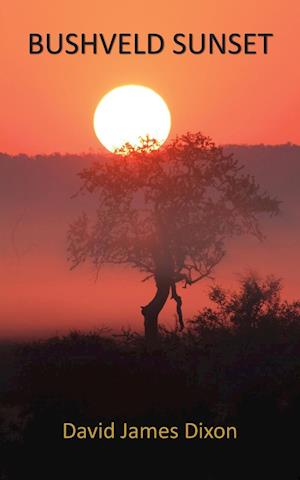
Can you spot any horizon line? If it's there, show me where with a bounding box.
[1,141,300,158]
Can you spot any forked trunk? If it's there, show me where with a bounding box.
[141,275,171,348]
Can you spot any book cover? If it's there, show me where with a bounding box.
[1,1,299,478]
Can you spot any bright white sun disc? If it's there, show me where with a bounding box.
[93,85,171,153]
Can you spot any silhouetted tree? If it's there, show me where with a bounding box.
[67,132,279,346]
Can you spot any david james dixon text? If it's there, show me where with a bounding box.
[29,32,273,55]
[63,422,238,440]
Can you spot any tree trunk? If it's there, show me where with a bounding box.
[141,275,171,348]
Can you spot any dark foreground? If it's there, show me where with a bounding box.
[1,277,300,479]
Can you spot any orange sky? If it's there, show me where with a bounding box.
[1,0,300,154]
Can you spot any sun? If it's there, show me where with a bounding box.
[93,85,171,154]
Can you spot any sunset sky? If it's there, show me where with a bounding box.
[1,0,300,155]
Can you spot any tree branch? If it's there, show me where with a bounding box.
[171,281,184,330]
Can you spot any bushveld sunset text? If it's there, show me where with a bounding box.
[29,32,274,55]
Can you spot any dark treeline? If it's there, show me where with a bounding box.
[1,143,299,210]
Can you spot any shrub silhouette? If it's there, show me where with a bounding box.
[192,273,300,333]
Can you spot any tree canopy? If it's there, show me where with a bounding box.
[67,132,280,342]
